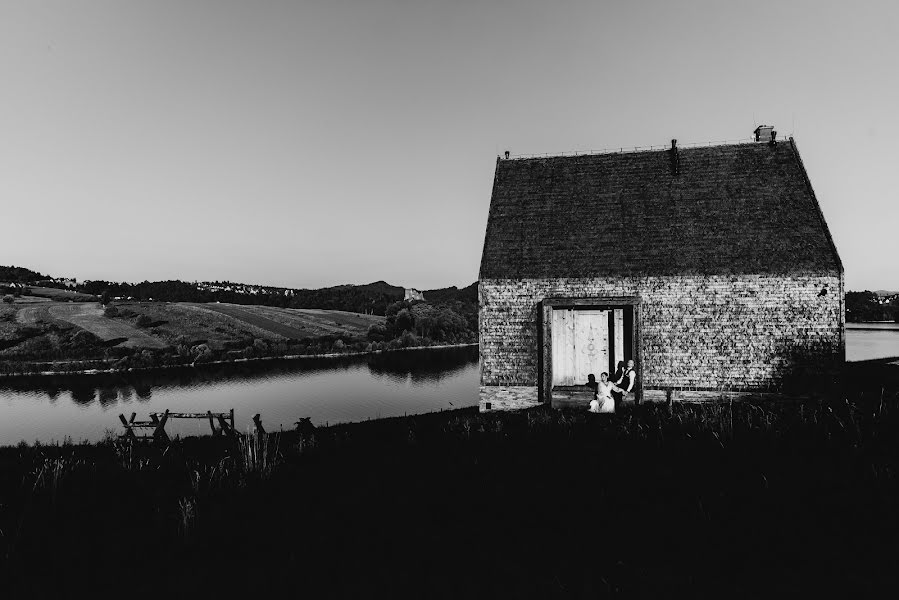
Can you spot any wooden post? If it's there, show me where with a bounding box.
[119,414,137,440]
[230,408,235,434]
[217,415,234,437]
[153,410,170,444]
[207,411,219,436]
[253,414,266,437]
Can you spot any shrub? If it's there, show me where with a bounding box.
[2,295,13,304]
[394,309,414,335]
[103,305,119,317]
[367,322,388,342]
[69,330,101,348]
[135,315,152,328]
[17,334,56,356]
[399,330,418,348]
[332,339,346,351]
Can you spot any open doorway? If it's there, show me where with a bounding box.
[541,298,641,406]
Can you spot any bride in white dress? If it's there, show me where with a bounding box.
[589,372,621,413]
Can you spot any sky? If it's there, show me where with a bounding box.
[1,0,897,291]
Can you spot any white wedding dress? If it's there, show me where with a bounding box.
[589,381,616,413]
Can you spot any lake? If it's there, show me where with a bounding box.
[2,327,898,446]
[0,346,479,446]
[845,322,899,362]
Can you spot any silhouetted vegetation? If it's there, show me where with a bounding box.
[846,290,899,322]
[374,299,476,345]
[0,265,47,283]
[2,363,898,596]
[74,278,479,317]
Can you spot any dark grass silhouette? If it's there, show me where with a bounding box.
[2,362,898,597]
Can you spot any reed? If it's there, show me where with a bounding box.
[235,431,281,479]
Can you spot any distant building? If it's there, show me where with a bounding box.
[405,288,425,302]
[478,132,843,411]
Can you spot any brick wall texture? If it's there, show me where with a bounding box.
[479,274,844,401]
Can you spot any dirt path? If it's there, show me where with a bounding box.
[48,303,167,349]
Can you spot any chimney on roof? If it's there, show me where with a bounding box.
[504,150,510,160]
[754,125,774,142]
[669,139,679,176]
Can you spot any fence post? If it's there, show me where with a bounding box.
[153,410,170,444]
[118,414,136,441]
[253,414,266,438]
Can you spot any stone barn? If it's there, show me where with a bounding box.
[478,134,843,411]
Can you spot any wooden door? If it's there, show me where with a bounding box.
[551,309,610,386]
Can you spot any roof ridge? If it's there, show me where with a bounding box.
[501,137,764,161]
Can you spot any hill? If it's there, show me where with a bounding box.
[2,265,478,316]
[0,265,49,283]
[288,280,406,314]
[421,282,478,303]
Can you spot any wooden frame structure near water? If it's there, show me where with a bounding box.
[119,409,236,443]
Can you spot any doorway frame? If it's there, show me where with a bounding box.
[540,297,643,405]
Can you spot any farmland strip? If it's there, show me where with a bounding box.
[49,303,166,349]
[185,303,306,339]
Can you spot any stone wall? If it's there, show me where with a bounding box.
[479,274,844,410]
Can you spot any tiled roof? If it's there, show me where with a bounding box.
[479,139,841,279]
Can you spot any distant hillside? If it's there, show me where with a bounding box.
[422,282,478,303]
[874,290,899,297]
[3,265,476,316]
[289,281,406,314]
[0,265,49,283]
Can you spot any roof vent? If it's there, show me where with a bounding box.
[754,125,774,142]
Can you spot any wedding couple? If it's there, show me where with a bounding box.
[585,360,636,413]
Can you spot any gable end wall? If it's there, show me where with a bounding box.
[479,274,843,409]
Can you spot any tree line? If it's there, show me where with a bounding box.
[845,291,899,323]
[76,279,477,318]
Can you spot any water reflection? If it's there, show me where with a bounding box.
[0,346,480,445]
[70,386,96,406]
[367,346,475,383]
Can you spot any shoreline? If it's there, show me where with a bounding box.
[0,342,479,379]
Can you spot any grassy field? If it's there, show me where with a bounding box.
[48,303,166,349]
[186,302,309,339]
[26,286,98,302]
[119,302,288,348]
[243,305,384,336]
[2,363,898,596]
[201,303,384,339]
[121,302,384,345]
[0,300,386,372]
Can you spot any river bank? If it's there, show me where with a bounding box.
[0,342,479,379]
[2,362,898,596]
